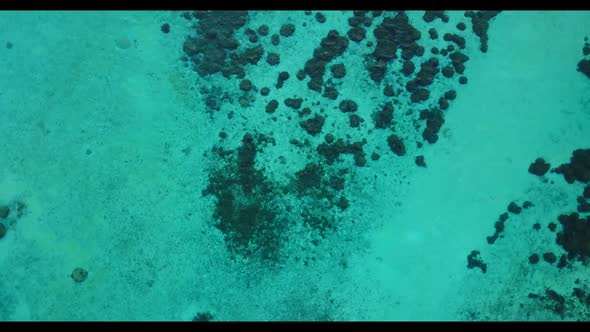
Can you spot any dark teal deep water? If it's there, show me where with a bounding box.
[0,10,589,321]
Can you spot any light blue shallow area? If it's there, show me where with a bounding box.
[0,10,589,321]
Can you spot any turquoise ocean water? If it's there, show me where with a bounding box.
[0,10,589,321]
